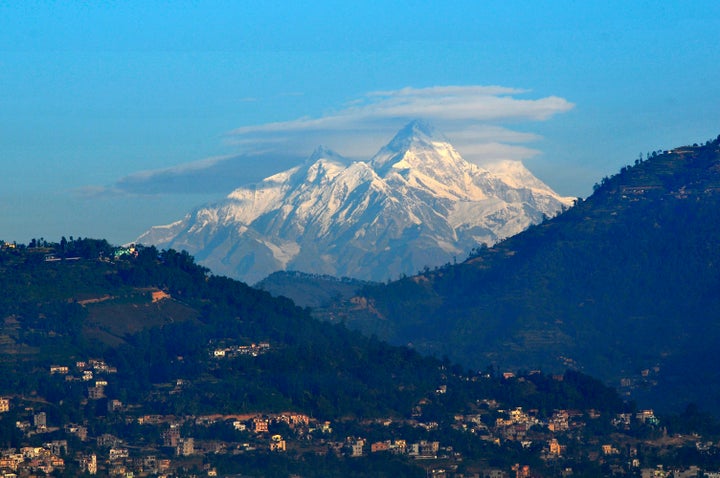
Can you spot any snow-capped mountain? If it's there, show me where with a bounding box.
[137,120,574,284]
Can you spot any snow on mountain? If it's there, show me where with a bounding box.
[137,120,575,284]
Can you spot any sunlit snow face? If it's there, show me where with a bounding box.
[139,121,572,284]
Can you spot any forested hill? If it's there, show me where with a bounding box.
[0,238,626,422]
[0,239,435,419]
[340,136,720,412]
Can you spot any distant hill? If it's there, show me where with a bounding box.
[255,270,376,308]
[329,136,720,412]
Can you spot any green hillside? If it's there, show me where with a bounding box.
[0,240,445,419]
[0,239,637,418]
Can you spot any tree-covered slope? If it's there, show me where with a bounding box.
[340,136,720,412]
[6,239,672,477]
[0,239,628,419]
[0,240,450,419]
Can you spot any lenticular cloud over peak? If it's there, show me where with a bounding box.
[226,84,573,162]
[94,85,573,199]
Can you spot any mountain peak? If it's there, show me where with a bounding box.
[400,119,437,138]
[308,145,346,164]
[371,120,453,174]
[385,119,443,152]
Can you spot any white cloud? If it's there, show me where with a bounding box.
[226,85,573,163]
[82,152,306,196]
[458,142,542,162]
[97,85,573,196]
[357,86,570,121]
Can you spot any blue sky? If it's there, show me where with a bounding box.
[2,1,719,245]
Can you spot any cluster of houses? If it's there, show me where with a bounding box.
[0,398,459,477]
[0,444,69,476]
[0,440,184,478]
[0,354,718,477]
[461,403,661,460]
[356,438,442,458]
[1,387,713,478]
[210,341,271,358]
[50,359,118,401]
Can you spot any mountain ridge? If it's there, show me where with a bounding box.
[138,121,574,283]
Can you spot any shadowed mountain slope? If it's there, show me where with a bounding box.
[331,137,720,411]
